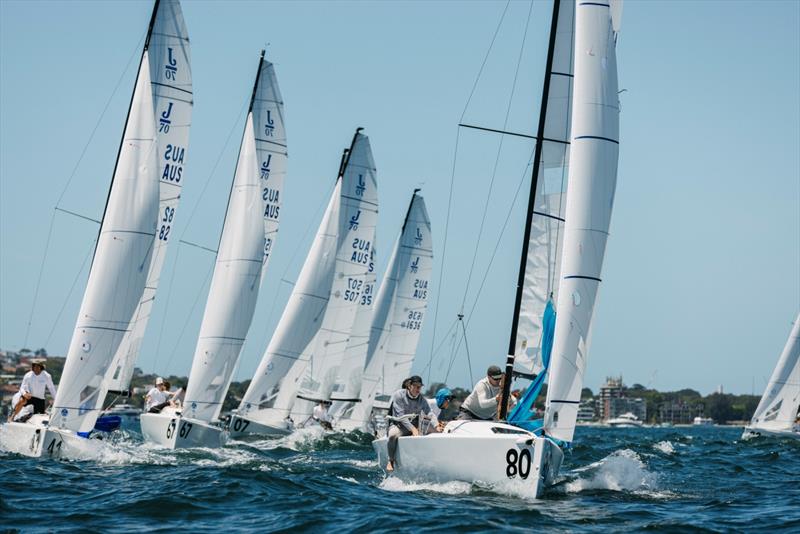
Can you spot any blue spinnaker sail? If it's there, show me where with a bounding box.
[508,299,556,427]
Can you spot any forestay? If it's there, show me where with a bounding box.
[106,0,193,393]
[342,192,433,428]
[50,55,161,433]
[749,314,800,432]
[513,0,575,378]
[544,0,622,444]
[237,131,377,426]
[183,53,287,423]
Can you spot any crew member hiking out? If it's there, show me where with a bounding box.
[386,375,430,472]
[9,359,56,422]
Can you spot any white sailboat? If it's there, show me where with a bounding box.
[373,0,622,498]
[140,51,286,449]
[230,129,378,437]
[2,0,192,458]
[331,191,433,433]
[743,313,800,440]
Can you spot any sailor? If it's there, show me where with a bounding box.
[385,375,431,472]
[312,400,333,431]
[144,377,169,413]
[458,365,505,421]
[9,360,57,422]
[425,387,454,433]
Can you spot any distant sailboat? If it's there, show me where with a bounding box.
[2,0,192,457]
[230,129,378,437]
[332,190,433,433]
[373,0,622,498]
[140,50,286,449]
[743,313,800,440]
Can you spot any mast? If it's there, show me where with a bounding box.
[90,0,161,269]
[499,0,562,420]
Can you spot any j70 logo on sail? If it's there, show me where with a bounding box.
[264,110,275,137]
[261,154,272,180]
[355,174,366,196]
[410,257,420,274]
[164,48,178,80]
[349,210,361,231]
[414,228,423,245]
[159,102,173,133]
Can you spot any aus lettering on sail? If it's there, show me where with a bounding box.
[161,142,185,183]
[351,235,372,266]
[263,182,280,221]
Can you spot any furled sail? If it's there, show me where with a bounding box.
[236,130,377,427]
[105,0,193,393]
[749,313,800,432]
[50,45,163,433]
[544,0,622,444]
[513,0,575,378]
[343,192,433,428]
[183,52,287,423]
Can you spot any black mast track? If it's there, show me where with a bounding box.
[213,49,267,254]
[499,0,562,421]
[338,127,364,179]
[400,188,421,234]
[89,0,161,271]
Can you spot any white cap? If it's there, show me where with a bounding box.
[155,377,164,385]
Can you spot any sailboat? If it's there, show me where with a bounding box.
[373,0,622,498]
[2,0,192,458]
[140,51,286,449]
[332,190,433,433]
[229,129,378,437]
[742,313,800,440]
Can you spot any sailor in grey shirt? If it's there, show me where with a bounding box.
[459,365,505,420]
[386,375,430,471]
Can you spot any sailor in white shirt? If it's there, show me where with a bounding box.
[9,360,57,421]
[144,377,169,413]
[312,401,333,430]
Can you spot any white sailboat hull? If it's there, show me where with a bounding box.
[140,412,226,449]
[1,416,100,458]
[227,414,293,438]
[372,421,563,498]
[742,426,800,440]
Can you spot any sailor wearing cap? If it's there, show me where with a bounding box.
[385,375,432,472]
[425,387,454,433]
[8,359,57,422]
[144,377,169,413]
[458,365,506,421]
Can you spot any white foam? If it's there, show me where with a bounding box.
[379,476,472,495]
[336,476,359,484]
[566,449,658,493]
[653,440,676,454]
[275,426,327,450]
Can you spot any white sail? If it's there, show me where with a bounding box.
[544,0,621,443]
[182,54,286,423]
[106,0,193,392]
[237,131,377,426]
[344,192,433,428]
[326,245,376,419]
[50,56,161,433]
[514,0,575,376]
[749,314,800,432]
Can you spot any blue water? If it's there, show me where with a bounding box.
[1,425,798,532]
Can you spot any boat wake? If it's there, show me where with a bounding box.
[565,449,662,495]
[379,476,472,495]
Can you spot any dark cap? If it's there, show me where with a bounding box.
[408,375,424,386]
[487,365,503,379]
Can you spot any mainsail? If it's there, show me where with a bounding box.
[341,192,433,428]
[513,0,574,379]
[105,0,193,393]
[237,130,377,426]
[50,0,189,432]
[543,0,622,444]
[749,313,800,433]
[183,52,287,423]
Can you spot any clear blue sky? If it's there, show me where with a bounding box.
[1,0,797,396]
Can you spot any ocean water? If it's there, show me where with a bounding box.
[1,425,798,532]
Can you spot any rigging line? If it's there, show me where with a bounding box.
[425,0,510,383]
[459,0,536,315]
[161,258,216,374]
[460,317,475,386]
[420,316,459,376]
[22,31,147,350]
[42,238,97,349]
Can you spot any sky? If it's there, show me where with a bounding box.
[0,0,798,396]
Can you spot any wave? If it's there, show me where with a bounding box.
[565,449,660,494]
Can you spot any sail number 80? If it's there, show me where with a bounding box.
[505,448,532,479]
